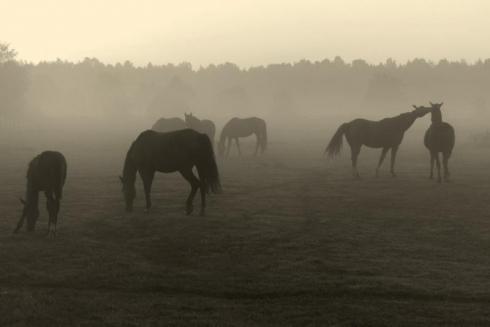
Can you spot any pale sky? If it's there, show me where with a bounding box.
[2,0,490,67]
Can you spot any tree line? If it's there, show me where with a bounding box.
[1,43,489,128]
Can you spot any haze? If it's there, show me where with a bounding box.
[3,0,490,67]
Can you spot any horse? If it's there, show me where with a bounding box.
[120,129,221,216]
[421,102,455,182]
[14,151,67,236]
[184,113,216,144]
[325,107,431,178]
[152,117,187,132]
[218,117,267,157]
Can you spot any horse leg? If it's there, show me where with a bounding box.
[254,134,260,156]
[226,137,232,157]
[350,145,361,179]
[180,168,200,215]
[429,152,435,179]
[196,166,207,216]
[390,146,399,177]
[376,148,389,177]
[235,138,242,156]
[139,169,155,213]
[442,152,450,182]
[13,215,25,234]
[434,153,442,183]
[45,191,56,237]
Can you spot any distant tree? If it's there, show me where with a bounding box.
[0,43,17,63]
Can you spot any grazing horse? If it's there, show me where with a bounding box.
[218,117,267,156]
[421,102,455,182]
[184,113,216,144]
[120,129,221,216]
[14,151,67,236]
[325,107,431,178]
[152,117,187,132]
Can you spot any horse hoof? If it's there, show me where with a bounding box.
[186,206,194,215]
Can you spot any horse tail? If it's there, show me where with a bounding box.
[55,155,67,201]
[209,121,216,147]
[325,123,348,157]
[261,120,268,152]
[197,134,222,194]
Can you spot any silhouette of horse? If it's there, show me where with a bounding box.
[420,102,455,182]
[184,113,216,144]
[218,117,267,156]
[325,107,431,178]
[120,129,221,216]
[152,117,187,132]
[14,151,67,236]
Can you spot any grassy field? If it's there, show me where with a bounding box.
[0,139,489,326]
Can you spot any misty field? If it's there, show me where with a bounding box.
[0,139,489,326]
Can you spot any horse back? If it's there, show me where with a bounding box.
[28,151,67,198]
[223,117,265,138]
[345,118,405,148]
[152,117,187,132]
[131,129,206,172]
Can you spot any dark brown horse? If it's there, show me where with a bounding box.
[14,151,67,236]
[421,102,455,182]
[120,129,221,216]
[184,113,216,144]
[218,117,267,156]
[152,117,187,132]
[325,107,431,178]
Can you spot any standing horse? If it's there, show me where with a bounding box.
[14,151,67,236]
[421,102,455,182]
[120,129,221,216]
[218,117,267,156]
[152,117,187,132]
[325,107,431,178]
[184,113,216,145]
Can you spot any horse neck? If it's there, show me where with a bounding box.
[187,117,200,128]
[397,112,418,131]
[122,149,137,185]
[431,111,443,124]
[219,126,230,143]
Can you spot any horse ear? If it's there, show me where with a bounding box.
[440,102,444,106]
[119,176,124,183]
[412,105,417,109]
[429,101,435,106]
[19,198,26,205]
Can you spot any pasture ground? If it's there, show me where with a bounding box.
[0,139,489,326]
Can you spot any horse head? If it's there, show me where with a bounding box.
[411,104,432,118]
[18,197,39,232]
[429,102,444,123]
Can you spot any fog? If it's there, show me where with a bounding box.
[3,0,490,66]
[1,56,489,154]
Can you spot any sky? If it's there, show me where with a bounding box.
[2,0,490,67]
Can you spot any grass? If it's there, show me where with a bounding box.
[0,141,489,326]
